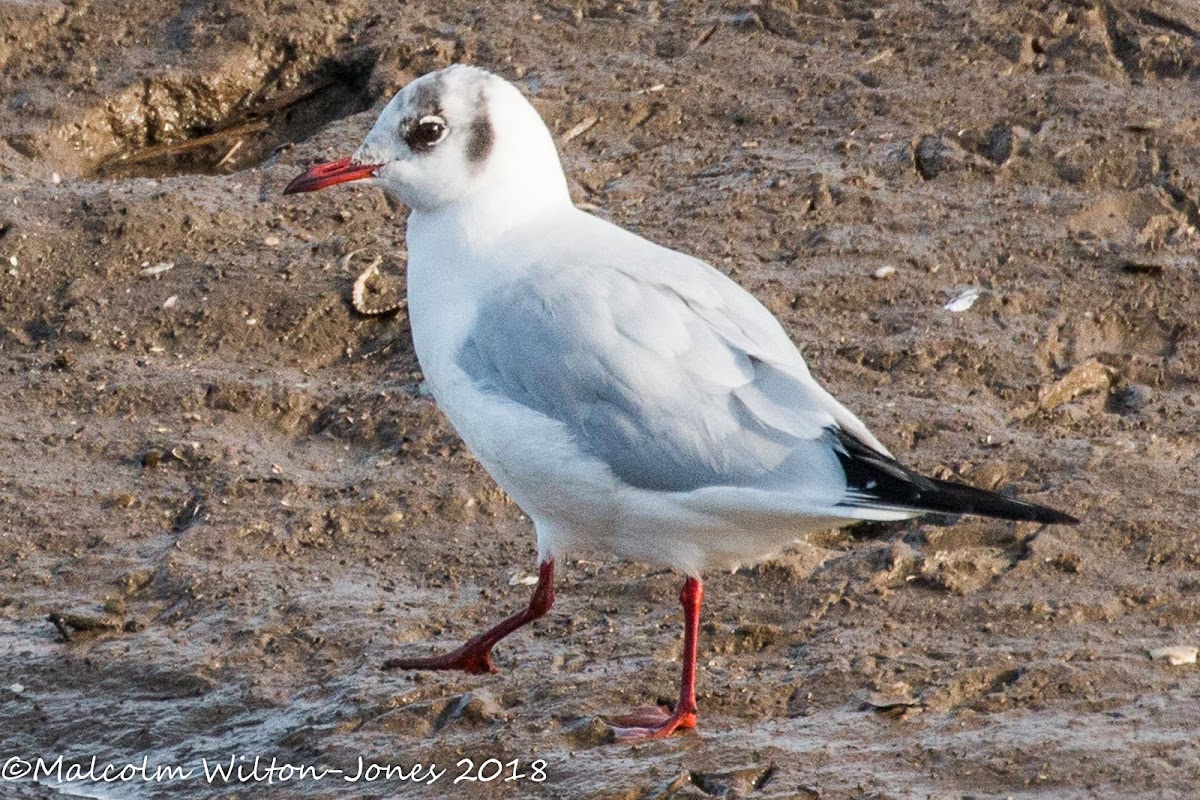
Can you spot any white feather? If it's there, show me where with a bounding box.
[358,66,918,575]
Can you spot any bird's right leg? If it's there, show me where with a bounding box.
[608,576,703,742]
[383,558,555,675]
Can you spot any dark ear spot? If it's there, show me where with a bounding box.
[466,114,494,165]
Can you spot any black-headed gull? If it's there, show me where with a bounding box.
[284,65,1077,743]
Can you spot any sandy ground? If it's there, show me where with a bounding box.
[2,0,1199,797]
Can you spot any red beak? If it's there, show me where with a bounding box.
[282,157,382,195]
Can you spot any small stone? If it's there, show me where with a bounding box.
[443,690,506,727]
[509,572,540,587]
[1047,552,1082,573]
[863,683,920,715]
[1108,383,1152,414]
[58,612,122,632]
[162,295,178,309]
[944,287,982,312]
[887,541,922,576]
[1038,359,1115,411]
[1122,258,1166,274]
[1126,118,1162,132]
[263,235,281,247]
[873,265,897,279]
[691,764,777,796]
[913,133,992,180]
[563,715,614,747]
[1149,646,1197,666]
[102,597,125,616]
[140,262,174,277]
[986,125,1015,164]
[913,135,951,179]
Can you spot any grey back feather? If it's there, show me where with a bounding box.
[456,259,848,494]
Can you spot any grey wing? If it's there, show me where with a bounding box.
[456,263,854,499]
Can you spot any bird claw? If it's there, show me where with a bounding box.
[383,646,499,675]
[382,560,555,677]
[608,705,696,743]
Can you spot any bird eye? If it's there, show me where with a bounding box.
[405,115,448,152]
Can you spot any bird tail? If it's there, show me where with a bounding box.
[830,426,1078,525]
[898,474,1078,524]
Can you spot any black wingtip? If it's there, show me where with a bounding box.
[920,475,1080,525]
[831,426,1079,526]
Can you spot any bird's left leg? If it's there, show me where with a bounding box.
[383,558,555,675]
[608,576,703,742]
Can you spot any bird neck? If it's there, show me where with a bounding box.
[409,170,572,252]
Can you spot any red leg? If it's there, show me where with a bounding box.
[384,559,555,675]
[610,576,703,743]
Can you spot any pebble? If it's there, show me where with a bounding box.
[944,287,981,312]
[1149,646,1197,666]
[863,687,920,716]
[912,134,989,180]
[873,265,897,279]
[563,715,613,747]
[445,690,506,726]
[1109,383,1152,413]
[509,571,540,586]
[263,235,281,247]
[691,764,777,796]
[1038,359,1114,411]
[140,261,174,277]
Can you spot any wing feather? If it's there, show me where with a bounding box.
[457,230,869,499]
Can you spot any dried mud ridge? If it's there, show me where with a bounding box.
[2,4,473,179]
[87,49,379,180]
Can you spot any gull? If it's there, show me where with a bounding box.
[283,65,1077,742]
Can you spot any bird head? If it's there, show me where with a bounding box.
[284,65,570,216]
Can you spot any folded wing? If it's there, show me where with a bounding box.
[456,220,1075,525]
[457,248,861,506]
